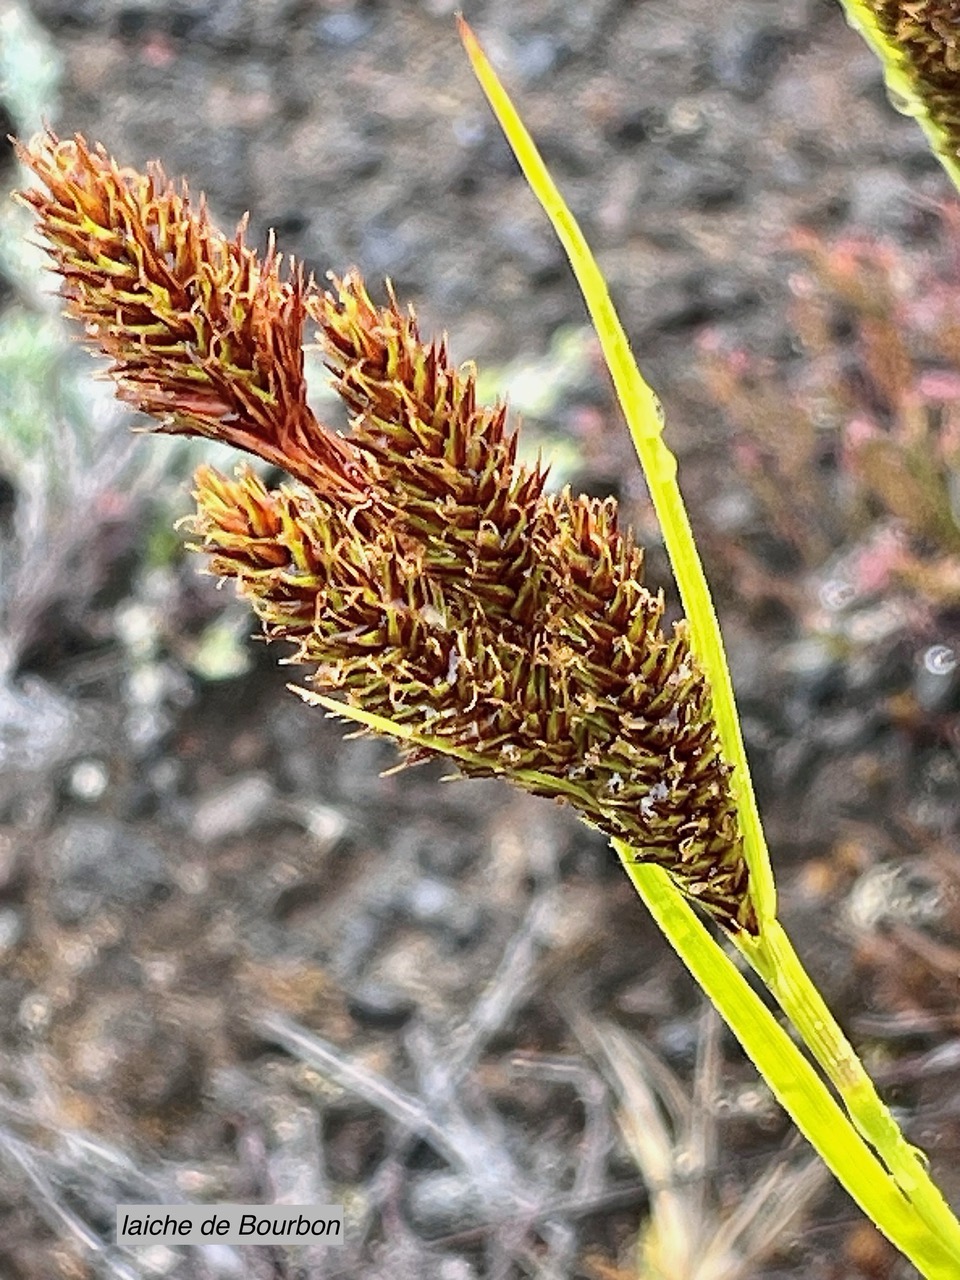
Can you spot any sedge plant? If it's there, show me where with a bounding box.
[12,16,960,1276]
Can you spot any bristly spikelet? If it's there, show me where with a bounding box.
[311,272,553,622]
[868,0,960,167]
[17,131,757,934]
[15,131,366,498]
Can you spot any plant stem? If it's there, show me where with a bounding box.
[317,673,960,1275]
[620,855,960,1278]
[743,921,960,1256]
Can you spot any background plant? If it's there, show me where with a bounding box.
[700,215,960,623]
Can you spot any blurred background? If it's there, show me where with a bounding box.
[1,0,960,1276]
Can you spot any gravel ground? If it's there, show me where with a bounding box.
[1,1,959,1278]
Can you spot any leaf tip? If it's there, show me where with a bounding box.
[457,13,485,73]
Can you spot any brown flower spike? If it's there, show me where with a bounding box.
[16,131,757,934]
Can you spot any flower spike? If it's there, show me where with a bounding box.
[16,131,757,934]
[15,131,367,499]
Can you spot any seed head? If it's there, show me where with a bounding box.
[15,130,364,497]
[17,131,757,934]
